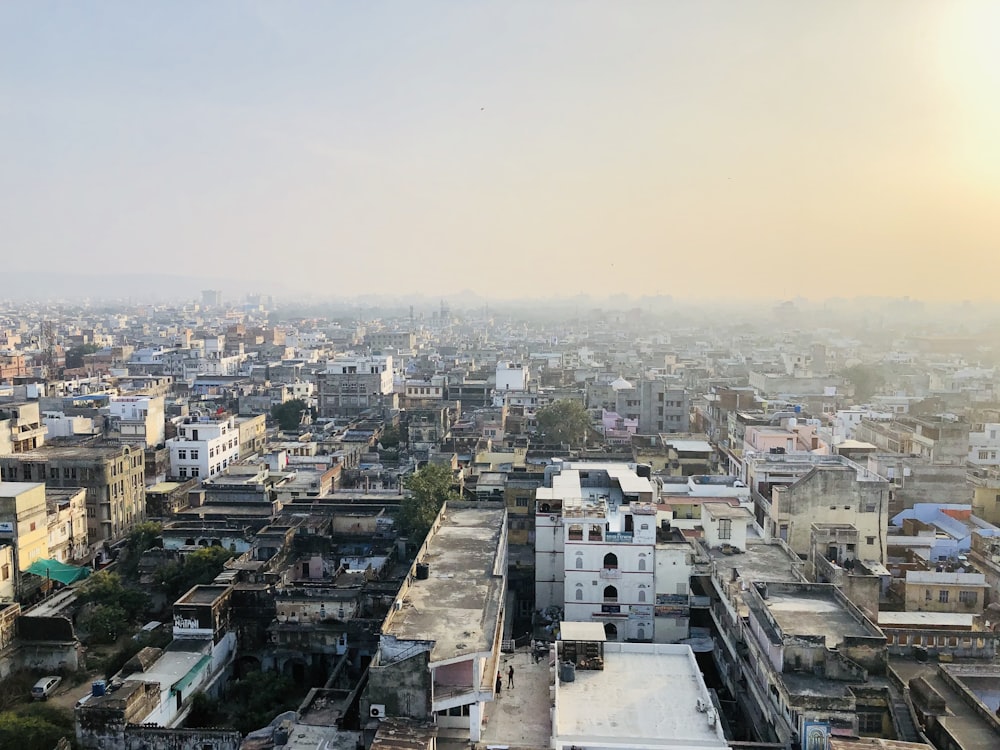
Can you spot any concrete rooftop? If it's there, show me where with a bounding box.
[766,590,876,646]
[386,506,505,663]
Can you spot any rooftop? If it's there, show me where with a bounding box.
[384,505,505,663]
[764,588,879,646]
[553,642,729,750]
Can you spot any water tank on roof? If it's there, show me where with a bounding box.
[559,661,576,683]
[415,562,430,580]
[92,680,107,697]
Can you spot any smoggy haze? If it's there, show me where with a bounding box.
[1,1,998,301]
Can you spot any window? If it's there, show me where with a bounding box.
[575,585,583,601]
[959,590,978,605]
[191,467,200,477]
[603,553,618,569]
[979,450,990,460]
[603,585,618,602]
[179,468,188,478]
[515,497,529,507]
[866,536,876,545]
[939,590,949,603]
[858,712,882,734]
[718,519,732,540]
[190,450,199,459]
[638,556,647,571]
[638,589,647,603]
[178,449,187,459]
[575,556,583,569]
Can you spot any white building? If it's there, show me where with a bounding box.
[165,415,240,481]
[107,395,166,447]
[552,629,730,750]
[536,462,657,642]
[495,362,529,392]
[969,423,1000,466]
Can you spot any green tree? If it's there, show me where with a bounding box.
[270,398,311,430]
[535,399,593,446]
[380,423,401,448]
[79,603,128,644]
[0,704,74,750]
[126,521,163,554]
[399,463,460,540]
[158,546,234,598]
[188,671,305,735]
[839,364,885,402]
[77,571,149,621]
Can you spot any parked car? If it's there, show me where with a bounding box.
[31,675,62,700]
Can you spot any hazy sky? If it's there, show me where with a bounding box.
[2,2,999,301]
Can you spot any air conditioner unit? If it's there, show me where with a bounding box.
[370,704,386,719]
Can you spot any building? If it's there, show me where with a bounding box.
[166,415,241,481]
[613,380,690,435]
[365,503,507,744]
[0,401,47,454]
[551,624,730,750]
[0,443,145,543]
[236,414,267,459]
[902,571,988,615]
[106,394,165,447]
[535,462,657,642]
[46,487,89,563]
[315,355,395,419]
[0,482,49,579]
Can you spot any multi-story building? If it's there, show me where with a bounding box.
[236,414,267,459]
[106,394,165,448]
[365,503,507,744]
[968,423,1000,466]
[0,401,47,454]
[613,379,690,435]
[903,571,988,615]
[165,415,240,481]
[0,482,49,579]
[365,330,415,351]
[0,443,145,543]
[535,462,657,642]
[315,355,394,419]
[46,487,89,563]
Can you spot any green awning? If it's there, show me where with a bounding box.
[26,558,91,585]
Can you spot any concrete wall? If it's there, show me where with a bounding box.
[366,650,431,720]
[122,726,241,750]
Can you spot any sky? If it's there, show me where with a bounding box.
[2,1,999,302]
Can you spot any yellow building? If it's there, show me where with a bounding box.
[0,482,50,572]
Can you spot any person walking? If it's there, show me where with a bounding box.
[495,671,503,697]
[507,664,514,688]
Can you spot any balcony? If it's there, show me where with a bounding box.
[599,568,622,580]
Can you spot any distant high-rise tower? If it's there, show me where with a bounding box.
[202,289,222,308]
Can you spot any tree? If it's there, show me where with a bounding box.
[271,399,311,430]
[79,603,128,644]
[399,463,459,540]
[0,705,74,750]
[535,399,593,446]
[158,546,234,598]
[126,521,163,555]
[839,364,885,402]
[77,571,149,621]
[380,424,401,449]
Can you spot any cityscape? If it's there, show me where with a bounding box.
[3,3,1000,750]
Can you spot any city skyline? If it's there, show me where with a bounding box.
[2,2,999,301]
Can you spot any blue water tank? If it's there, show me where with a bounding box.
[92,680,107,697]
[794,404,802,413]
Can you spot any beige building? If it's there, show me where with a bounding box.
[903,571,988,615]
[0,482,49,576]
[46,487,89,563]
[236,414,267,459]
[0,545,15,601]
[0,443,146,544]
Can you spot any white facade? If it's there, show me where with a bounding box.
[326,354,394,393]
[535,463,658,643]
[166,416,240,480]
[969,423,1000,466]
[107,395,165,447]
[495,362,529,392]
[653,539,693,643]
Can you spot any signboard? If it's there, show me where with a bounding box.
[600,604,621,614]
[605,532,633,543]
[0,522,13,533]
[801,722,830,750]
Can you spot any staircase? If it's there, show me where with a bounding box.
[891,695,921,743]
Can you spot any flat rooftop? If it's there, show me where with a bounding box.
[766,590,877,646]
[553,643,729,750]
[878,611,975,628]
[708,539,804,586]
[0,481,44,497]
[176,585,230,605]
[385,506,504,663]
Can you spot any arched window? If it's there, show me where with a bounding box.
[638,556,647,571]
[603,552,618,569]
[638,589,647,603]
[575,552,584,569]
[603,585,618,602]
[638,625,646,640]
[575,585,584,601]
[604,622,618,639]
